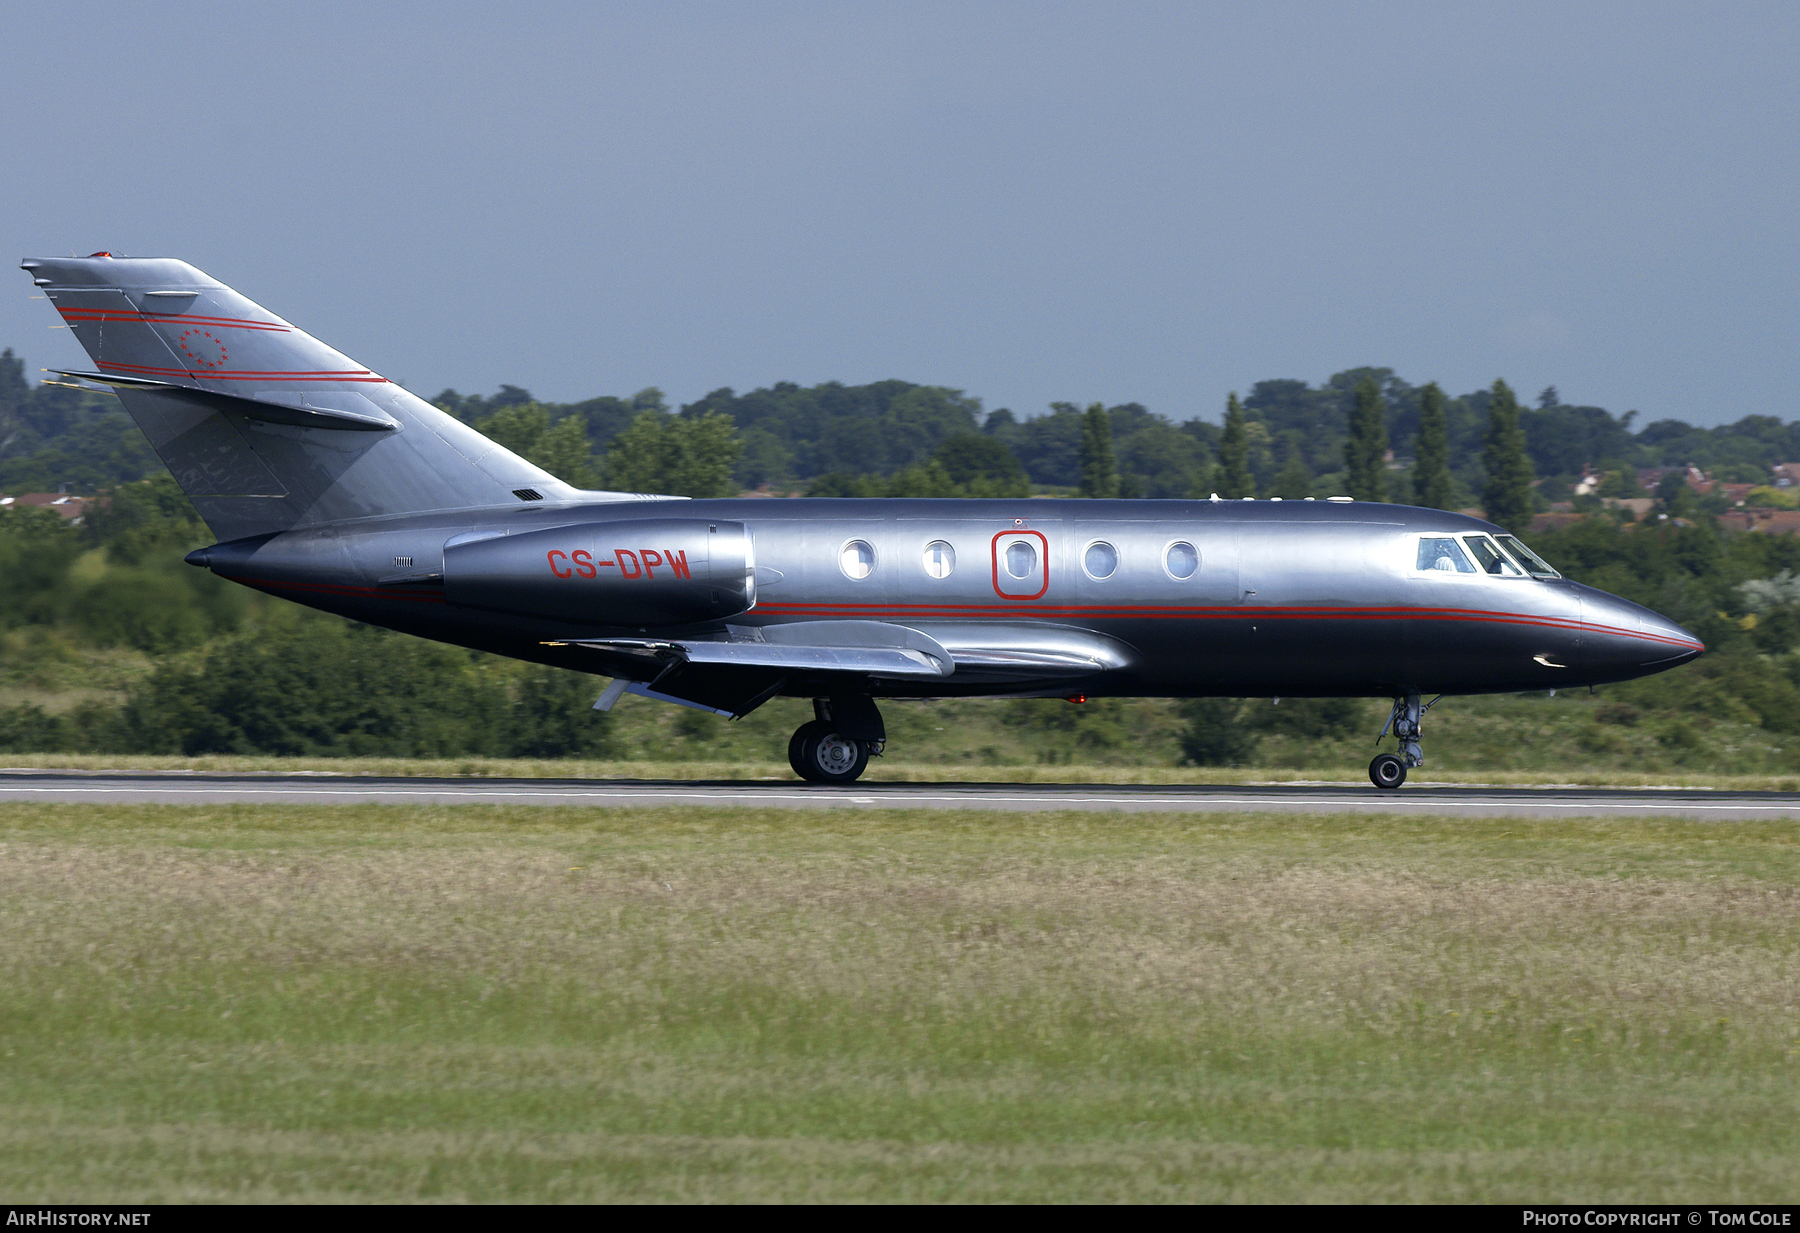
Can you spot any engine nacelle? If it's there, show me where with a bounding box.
[443,518,754,626]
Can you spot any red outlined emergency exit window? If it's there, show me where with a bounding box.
[991,529,1049,600]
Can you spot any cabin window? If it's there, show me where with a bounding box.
[1164,541,1199,579]
[840,539,876,580]
[922,540,955,579]
[1462,535,1523,576]
[1083,541,1118,580]
[1004,539,1037,579]
[1417,537,1475,573]
[1495,534,1561,579]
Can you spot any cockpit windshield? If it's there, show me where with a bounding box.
[1495,534,1561,579]
[1462,535,1524,576]
[1417,537,1476,573]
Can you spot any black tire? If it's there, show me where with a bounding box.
[788,720,826,779]
[1369,753,1407,790]
[795,722,871,784]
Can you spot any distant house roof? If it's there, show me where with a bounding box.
[0,493,93,521]
[1720,508,1800,535]
[1635,465,1715,493]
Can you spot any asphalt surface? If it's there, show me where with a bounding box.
[0,771,1795,819]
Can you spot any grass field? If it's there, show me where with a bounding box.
[7,627,1798,781]
[2,803,1797,1202]
[5,752,1800,793]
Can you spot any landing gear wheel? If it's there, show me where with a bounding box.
[1369,753,1407,790]
[788,720,823,779]
[790,720,871,784]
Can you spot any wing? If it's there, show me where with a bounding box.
[558,620,1134,717]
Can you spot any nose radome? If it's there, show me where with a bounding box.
[1641,612,1705,662]
[1579,586,1704,681]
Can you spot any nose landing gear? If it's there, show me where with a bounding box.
[1369,693,1437,789]
[1369,752,1408,789]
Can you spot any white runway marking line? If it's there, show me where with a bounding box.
[0,784,1796,813]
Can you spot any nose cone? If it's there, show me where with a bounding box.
[1577,584,1704,684]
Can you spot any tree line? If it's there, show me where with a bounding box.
[0,462,1793,761]
[6,345,1799,525]
[429,373,1611,536]
[0,476,616,757]
[430,369,1800,521]
[0,415,1793,762]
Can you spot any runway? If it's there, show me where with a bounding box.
[0,770,1795,819]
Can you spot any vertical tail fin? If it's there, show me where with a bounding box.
[20,254,613,541]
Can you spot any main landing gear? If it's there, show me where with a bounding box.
[1369,693,1437,790]
[788,696,885,784]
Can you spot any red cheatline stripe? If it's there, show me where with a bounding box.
[179,375,389,384]
[56,307,291,332]
[755,601,1695,649]
[217,581,1701,651]
[753,602,1702,650]
[97,360,372,377]
[757,600,1584,623]
[61,316,290,334]
[222,575,445,604]
[93,360,386,384]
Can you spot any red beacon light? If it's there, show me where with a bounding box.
[87,252,113,258]
[1065,694,1087,704]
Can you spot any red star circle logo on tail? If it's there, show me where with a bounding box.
[176,328,229,370]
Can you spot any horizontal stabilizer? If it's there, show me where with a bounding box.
[21,253,585,541]
[51,369,397,431]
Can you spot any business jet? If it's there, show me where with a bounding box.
[21,254,1703,787]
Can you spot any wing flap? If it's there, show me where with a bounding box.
[690,641,947,676]
[948,648,1108,674]
[902,621,1134,679]
[562,619,956,680]
[565,637,951,678]
[561,619,1133,682]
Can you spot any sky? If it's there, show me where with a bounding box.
[4,1,1795,427]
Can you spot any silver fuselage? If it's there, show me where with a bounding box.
[197,496,1701,700]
